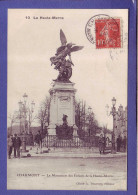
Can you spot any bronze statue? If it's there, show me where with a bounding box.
[56,114,73,140]
[62,114,68,126]
[50,29,83,82]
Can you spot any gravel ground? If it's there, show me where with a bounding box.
[7,155,127,190]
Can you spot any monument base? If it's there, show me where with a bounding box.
[73,125,78,136]
[47,123,56,135]
[48,124,78,138]
[48,81,76,136]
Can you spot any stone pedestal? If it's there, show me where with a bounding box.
[48,81,77,136]
[73,125,78,136]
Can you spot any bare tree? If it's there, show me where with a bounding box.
[8,112,18,135]
[75,99,100,137]
[75,100,86,129]
[37,96,50,132]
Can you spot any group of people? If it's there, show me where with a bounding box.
[7,131,43,159]
[98,134,127,154]
[8,131,127,158]
[7,134,22,159]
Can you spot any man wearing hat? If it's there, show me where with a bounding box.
[13,134,22,158]
[98,134,106,154]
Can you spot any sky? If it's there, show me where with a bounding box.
[8,9,128,129]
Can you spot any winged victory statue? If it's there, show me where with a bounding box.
[50,29,84,82]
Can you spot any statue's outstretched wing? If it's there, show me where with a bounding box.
[56,45,66,54]
[70,46,84,52]
[60,29,67,46]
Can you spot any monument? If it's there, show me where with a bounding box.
[48,29,83,137]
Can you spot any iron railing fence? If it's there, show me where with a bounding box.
[42,135,99,148]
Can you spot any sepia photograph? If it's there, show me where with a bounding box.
[7,9,128,190]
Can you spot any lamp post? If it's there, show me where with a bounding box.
[106,97,117,153]
[106,98,124,153]
[28,100,35,133]
[21,93,35,134]
[18,100,23,134]
[18,93,35,152]
[88,106,92,136]
[23,93,28,133]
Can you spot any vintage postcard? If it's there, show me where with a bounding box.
[7,9,128,190]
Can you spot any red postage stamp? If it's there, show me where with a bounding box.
[95,18,121,49]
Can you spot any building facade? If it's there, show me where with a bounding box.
[115,105,127,139]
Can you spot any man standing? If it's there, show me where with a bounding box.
[99,134,105,154]
[117,135,121,152]
[13,134,22,158]
[7,135,13,159]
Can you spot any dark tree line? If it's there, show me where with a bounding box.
[37,96,50,132]
[75,100,99,137]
